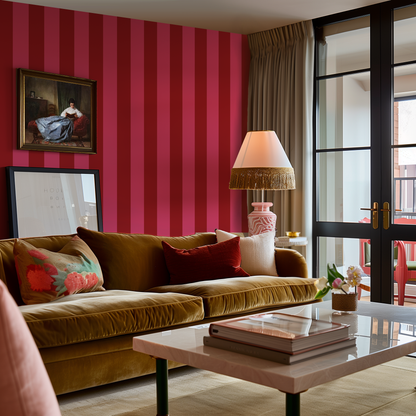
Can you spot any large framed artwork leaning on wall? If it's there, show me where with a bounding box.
[17,68,97,154]
[6,166,103,238]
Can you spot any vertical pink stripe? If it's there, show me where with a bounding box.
[182,26,195,236]
[130,19,145,233]
[157,23,170,236]
[206,30,219,232]
[102,16,118,231]
[73,11,90,170]
[43,6,60,168]
[12,3,29,167]
[230,33,243,232]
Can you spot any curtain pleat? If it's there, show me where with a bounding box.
[247,21,314,274]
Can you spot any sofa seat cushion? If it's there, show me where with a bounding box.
[19,290,204,348]
[148,276,317,318]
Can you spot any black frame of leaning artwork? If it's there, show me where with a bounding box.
[17,68,97,154]
[6,166,103,238]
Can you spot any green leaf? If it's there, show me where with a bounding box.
[51,269,70,294]
[65,255,101,276]
[327,263,344,285]
[315,286,330,299]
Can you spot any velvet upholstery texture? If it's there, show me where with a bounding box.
[162,237,249,284]
[148,276,317,318]
[19,290,204,348]
[44,348,184,396]
[14,236,104,305]
[0,280,61,415]
[274,248,308,278]
[77,228,217,291]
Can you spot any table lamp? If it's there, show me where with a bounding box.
[229,130,295,236]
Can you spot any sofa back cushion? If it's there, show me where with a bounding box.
[0,235,74,306]
[77,227,217,291]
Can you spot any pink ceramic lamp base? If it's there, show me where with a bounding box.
[248,202,277,236]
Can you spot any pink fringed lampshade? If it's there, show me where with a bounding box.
[230,131,295,236]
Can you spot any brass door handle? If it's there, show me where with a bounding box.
[360,202,378,229]
[380,204,402,229]
[381,202,389,229]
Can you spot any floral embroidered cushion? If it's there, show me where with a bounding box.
[14,235,104,305]
[162,237,249,285]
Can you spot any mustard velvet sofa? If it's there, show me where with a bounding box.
[0,229,317,395]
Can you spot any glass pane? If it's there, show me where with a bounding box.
[393,96,416,222]
[394,5,416,65]
[393,146,416,221]
[318,237,371,301]
[318,72,370,150]
[394,64,416,102]
[317,150,370,222]
[317,16,370,77]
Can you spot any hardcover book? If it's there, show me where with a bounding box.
[203,335,356,364]
[209,312,350,353]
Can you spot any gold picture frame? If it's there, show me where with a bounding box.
[18,68,97,154]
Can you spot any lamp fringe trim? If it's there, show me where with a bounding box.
[229,167,296,190]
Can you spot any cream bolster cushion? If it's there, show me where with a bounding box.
[216,230,278,276]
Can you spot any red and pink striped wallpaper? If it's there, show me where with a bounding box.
[0,1,250,238]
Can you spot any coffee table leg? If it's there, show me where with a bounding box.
[286,393,300,416]
[156,358,169,416]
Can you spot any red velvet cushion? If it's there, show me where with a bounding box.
[162,237,249,285]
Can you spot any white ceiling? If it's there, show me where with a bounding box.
[7,0,389,34]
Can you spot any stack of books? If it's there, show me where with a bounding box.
[275,236,308,243]
[204,312,356,364]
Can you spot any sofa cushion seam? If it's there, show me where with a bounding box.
[23,296,204,322]
[36,312,204,348]
[199,282,314,300]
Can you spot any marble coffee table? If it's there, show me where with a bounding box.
[133,301,416,416]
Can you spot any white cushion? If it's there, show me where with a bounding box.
[216,230,278,276]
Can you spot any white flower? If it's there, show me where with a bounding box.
[314,276,328,290]
[346,266,363,287]
[341,283,350,293]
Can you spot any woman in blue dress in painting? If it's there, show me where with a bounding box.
[36,98,83,143]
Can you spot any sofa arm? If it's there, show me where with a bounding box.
[274,248,308,278]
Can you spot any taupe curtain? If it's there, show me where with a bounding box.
[247,21,314,273]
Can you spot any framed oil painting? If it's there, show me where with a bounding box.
[6,166,103,238]
[18,68,97,154]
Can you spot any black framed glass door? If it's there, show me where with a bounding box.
[313,0,416,304]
